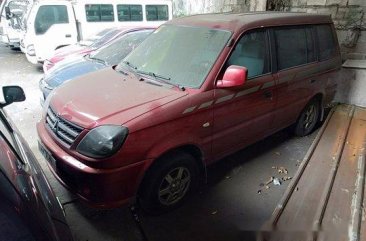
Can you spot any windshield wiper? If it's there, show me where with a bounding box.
[136,69,185,91]
[122,61,185,91]
[87,54,107,65]
[123,60,138,70]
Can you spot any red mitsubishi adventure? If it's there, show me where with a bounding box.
[37,12,341,214]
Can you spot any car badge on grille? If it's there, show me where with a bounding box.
[51,119,59,131]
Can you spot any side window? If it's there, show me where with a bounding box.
[146,5,168,21]
[305,27,316,63]
[85,4,114,22]
[316,24,337,61]
[226,29,270,79]
[34,5,69,35]
[117,5,142,22]
[274,27,308,70]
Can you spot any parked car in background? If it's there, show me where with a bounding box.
[37,12,341,214]
[0,0,32,48]
[24,0,172,65]
[39,27,154,105]
[44,27,131,73]
[0,86,73,241]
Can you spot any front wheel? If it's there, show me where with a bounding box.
[294,99,320,137]
[139,152,199,215]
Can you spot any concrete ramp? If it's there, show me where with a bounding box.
[260,104,366,241]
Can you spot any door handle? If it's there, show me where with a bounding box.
[263,90,273,99]
[65,34,71,38]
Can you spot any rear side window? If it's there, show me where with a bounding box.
[117,5,142,21]
[316,25,337,61]
[85,4,114,22]
[146,5,168,21]
[274,26,316,70]
[34,5,69,35]
[227,29,270,79]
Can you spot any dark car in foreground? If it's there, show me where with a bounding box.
[0,86,73,240]
[39,27,154,104]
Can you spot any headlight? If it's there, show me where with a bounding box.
[76,125,128,159]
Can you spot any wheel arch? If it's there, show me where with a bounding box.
[312,93,324,121]
[136,144,206,196]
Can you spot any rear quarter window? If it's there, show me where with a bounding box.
[316,24,337,61]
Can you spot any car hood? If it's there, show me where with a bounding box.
[49,67,188,129]
[44,58,106,88]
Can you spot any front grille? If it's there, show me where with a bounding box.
[46,107,83,146]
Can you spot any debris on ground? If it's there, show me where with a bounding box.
[265,177,274,185]
[265,185,270,189]
[295,187,299,191]
[211,210,218,215]
[282,176,292,181]
[257,190,262,194]
[274,152,281,156]
[273,178,281,186]
[225,176,231,179]
[277,167,288,174]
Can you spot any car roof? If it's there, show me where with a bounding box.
[167,12,333,33]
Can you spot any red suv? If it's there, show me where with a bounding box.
[37,12,341,214]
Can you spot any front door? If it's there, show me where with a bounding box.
[212,29,277,161]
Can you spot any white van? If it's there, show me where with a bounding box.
[25,0,173,65]
[0,0,30,48]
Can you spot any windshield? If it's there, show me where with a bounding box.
[118,25,232,88]
[89,28,122,49]
[90,29,153,65]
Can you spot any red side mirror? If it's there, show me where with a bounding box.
[216,65,248,88]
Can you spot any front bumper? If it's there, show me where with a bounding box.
[26,52,39,65]
[8,38,20,48]
[37,121,149,208]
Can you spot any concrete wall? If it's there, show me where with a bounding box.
[172,0,365,58]
[172,0,267,17]
[289,0,366,58]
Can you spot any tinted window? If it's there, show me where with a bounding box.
[85,4,114,22]
[117,5,142,21]
[146,5,168,21]
[34,5,68,35]
[92,30,152,65]
[305,27,316,63]
[227,30,270,79]
[275,27,309,70]
[316,24,336,61]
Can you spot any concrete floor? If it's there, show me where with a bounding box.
[0,44,318,241]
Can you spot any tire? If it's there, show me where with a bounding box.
[294,99,320,137]
[139,152,199,215]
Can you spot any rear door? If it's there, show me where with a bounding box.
[212,29,277,160]
[271,25,318,130]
